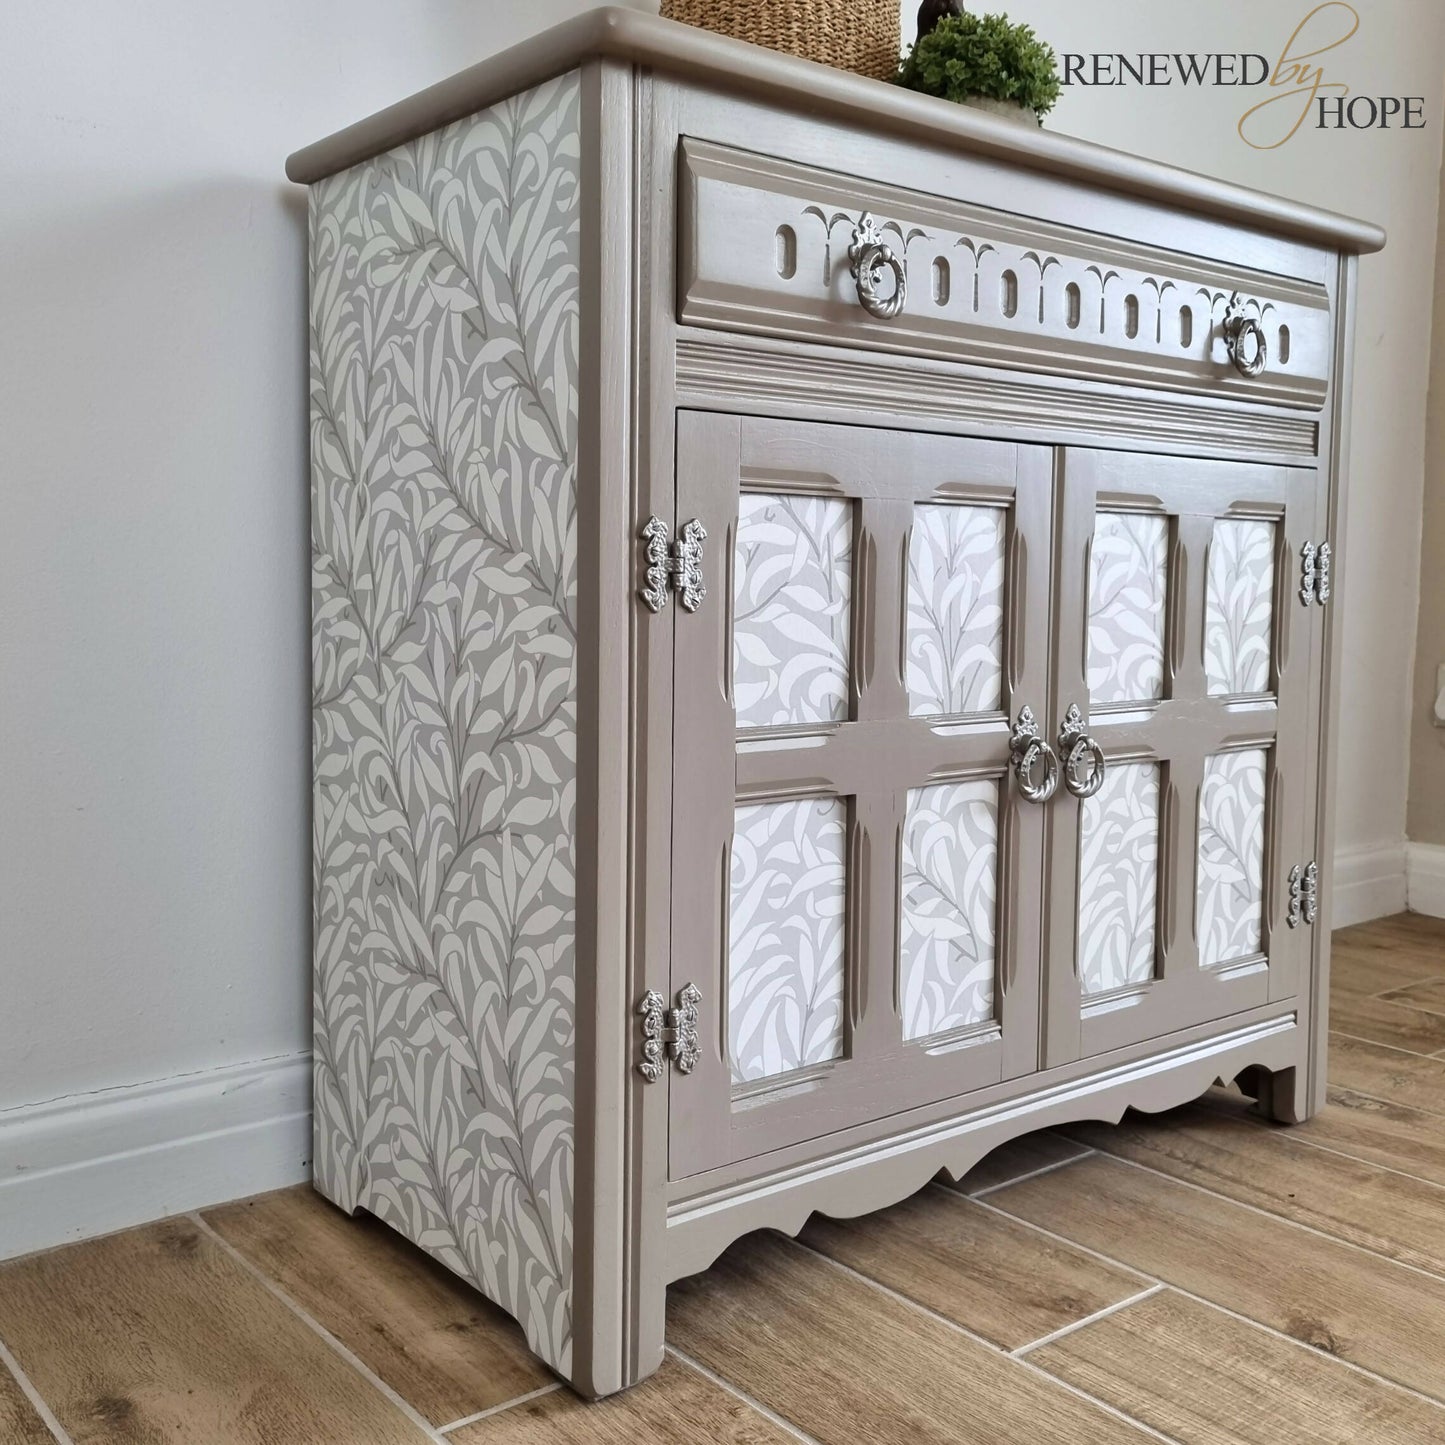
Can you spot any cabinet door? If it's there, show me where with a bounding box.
[668,413,1052,1181]
[1044,448,1318,1065]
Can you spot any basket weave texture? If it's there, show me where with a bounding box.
[661,0,901,81]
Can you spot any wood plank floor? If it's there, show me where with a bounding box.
[2,913,1443,1443]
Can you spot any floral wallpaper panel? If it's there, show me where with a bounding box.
[1197,748,1269,966]
[906,504,1006,718]
[899,779,999,1041]
[733,494,852,728]
[1205,519,1276,696]
[310,74,580,1375]
[1077,761,1160,996]
[1088,512,1168,706]
[729,797,848,1084]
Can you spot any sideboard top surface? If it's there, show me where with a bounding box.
[285,7,1385,255]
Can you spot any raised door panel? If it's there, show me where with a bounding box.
[1044,449,1317,1066]
[668,413,1053,1182]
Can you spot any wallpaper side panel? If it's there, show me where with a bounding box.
[309,72,581,1376]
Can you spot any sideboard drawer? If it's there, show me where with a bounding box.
[677,137,1331,410]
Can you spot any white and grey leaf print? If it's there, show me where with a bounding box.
[1088,512,1167,706]
[899,780,998,1041]
[906,504,1006,717]
[310,74,580,1375]
[1077,761,1160,995]
[1197,748,1268,966]
[733,494,852,728]
[728,797,847,1084]
[1205,519,1275,696]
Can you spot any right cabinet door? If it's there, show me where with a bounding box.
[1045,448,1320,1065]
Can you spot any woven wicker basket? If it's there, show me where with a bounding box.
[661,0,900,81]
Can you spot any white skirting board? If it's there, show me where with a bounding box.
[0,1053,311,1263]
[1407,843,1445,919]
[1331,842,1409,928]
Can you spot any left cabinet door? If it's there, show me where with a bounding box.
[664,412,1053,1183]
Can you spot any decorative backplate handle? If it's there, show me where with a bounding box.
[848,212,908,321]
[1058,703,1107,800]
[1222,292,1268,379]
[1009,705,1060,805]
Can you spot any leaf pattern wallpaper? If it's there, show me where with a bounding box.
[728,797,848,1084]
[1205,518,1276,696]
[899,780,999,1041]
[310,74,580,1374]
[1088,512,1168,706]
[1197,749,1269,966]
[733,494,852,728]
[1077,761,1160,995]
[906,504,1006,717]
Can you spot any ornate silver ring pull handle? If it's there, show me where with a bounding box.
[1009,706,1060,804]
[1222,292,1268,379]
[1057,703,1106,800]
[848,212,908,321]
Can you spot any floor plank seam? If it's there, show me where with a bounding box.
[1327,1080,1445,1124]
[1330,1028,1442,1059]
[1334,1029,1445,1061]
[1364,975,1445,1003]
[437,1383,565,1434]
[783,1236,1183,1444]
[963,1189,1168,1286]
[1088,1148,1445,1284]
[1229,1110,1445,1193]
[0,1337,75,1445]
[970,1195,1445,1412]
[664,1345,826,1445]
[188,1214,446,1443]
[963,1147,1098,1198]
[1011,1284,1168,1358]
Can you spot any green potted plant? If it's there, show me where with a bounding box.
[897,3,1061,126]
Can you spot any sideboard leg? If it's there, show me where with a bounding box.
[1244,1064,1314,1125]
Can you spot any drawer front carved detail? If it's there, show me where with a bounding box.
[680,139,1331,409]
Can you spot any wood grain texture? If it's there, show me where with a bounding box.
[0,1217,429,1445]
[1330,924,1445,998]
[668,1233,1155,1444]
[0,1362,53,1445]
[987,1152,1445,1401]
[451,1358,791,1443]
[1380,976,1445,1018]
[1288,1089,1445,1187]
[1070,1102,1445,1275]
[204,1187,551,1426]
[799,1184,1147,1350]
[1328,1033,1445,1116]
[1329,992,1445,1055]
[1031,1287,1445,1444]
[950,1131,1093,1194]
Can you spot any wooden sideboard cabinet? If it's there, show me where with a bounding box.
[290,8,1384,1397]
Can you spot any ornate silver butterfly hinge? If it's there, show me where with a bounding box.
[1299,541,1332,606]
[637,983,702,1081]
[1287,861,1319,929]
[639,517,707,614]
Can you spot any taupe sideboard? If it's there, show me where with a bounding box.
[290,8,1384,1397]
